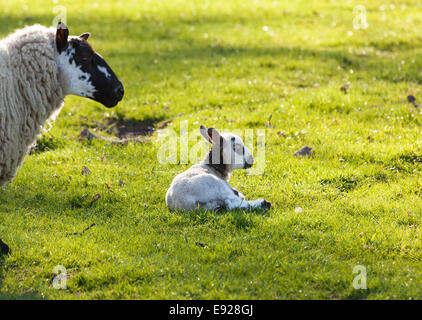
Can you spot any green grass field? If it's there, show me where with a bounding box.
[0,0,421,299]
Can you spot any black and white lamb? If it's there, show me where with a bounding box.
[165,125,272,211]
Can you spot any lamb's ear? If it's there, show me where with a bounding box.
[207,127,223,145]
[79,33,90,41]
[56,22,69,53]
[200,125,212,143]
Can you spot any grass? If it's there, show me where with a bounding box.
[0,0,421,299]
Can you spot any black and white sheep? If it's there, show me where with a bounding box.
[0,22,124,187]
[165,125,272,211]
[0,22,124,253]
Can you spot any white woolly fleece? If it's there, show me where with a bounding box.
[0,25,65,186]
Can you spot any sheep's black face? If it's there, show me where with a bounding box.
[56,22,124,108]
[70,37,124,108]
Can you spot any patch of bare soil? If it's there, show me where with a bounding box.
[78,117,168,144]
[106,118,166,139]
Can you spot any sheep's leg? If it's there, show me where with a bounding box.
[0,238,10,255]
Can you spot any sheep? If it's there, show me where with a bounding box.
[0,22,124,253]
[0,22,124,187]
[0,238,10,255]
[165,125,272,211]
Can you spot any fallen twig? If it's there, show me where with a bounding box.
[78,128,148,145]
[195,241,208,248]
[66,223,96,237]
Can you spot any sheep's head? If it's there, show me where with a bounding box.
[55,22,124,108]
[200,125,254,174]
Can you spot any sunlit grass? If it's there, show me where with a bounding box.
[0,0,421,299]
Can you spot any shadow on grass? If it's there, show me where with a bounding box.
[173,206,270,231]
[0,253,44,300]
[1,12,422,86]
[0,176,129,219]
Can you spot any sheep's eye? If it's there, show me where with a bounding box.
[80,55,94,66]
[233,144,243,153]
[79,54,91,62]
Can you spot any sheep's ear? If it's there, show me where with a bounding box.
[79,33,90,41]
[207,127,223,145]
[200,125,212,143]
[56,22,69,53]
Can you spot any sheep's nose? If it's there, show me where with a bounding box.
[244,158,254,169]
[114,83,124,100]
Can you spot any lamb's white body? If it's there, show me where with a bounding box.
[0,25,66,186]
[166,126,271,211]
[166,162,266,211]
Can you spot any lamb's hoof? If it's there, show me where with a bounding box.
[213,205,223,213]
[261,200,272,210]
[0,238,10,255]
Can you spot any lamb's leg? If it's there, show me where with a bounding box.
[224,196,271,211]
[231,187,245,199]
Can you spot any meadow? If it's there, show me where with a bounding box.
[0,0,421,299]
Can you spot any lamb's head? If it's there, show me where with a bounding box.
[200,125,254,176]
[55,22,124,108]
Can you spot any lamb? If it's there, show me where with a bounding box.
[165,125,272,211]
[0,22,124,187]
[0,22,124,253]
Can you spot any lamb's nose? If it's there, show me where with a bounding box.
[114,83,124,100]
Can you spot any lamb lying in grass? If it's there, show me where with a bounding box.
[165,125,272,211]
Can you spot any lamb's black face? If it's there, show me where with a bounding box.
[56,22,124,108]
